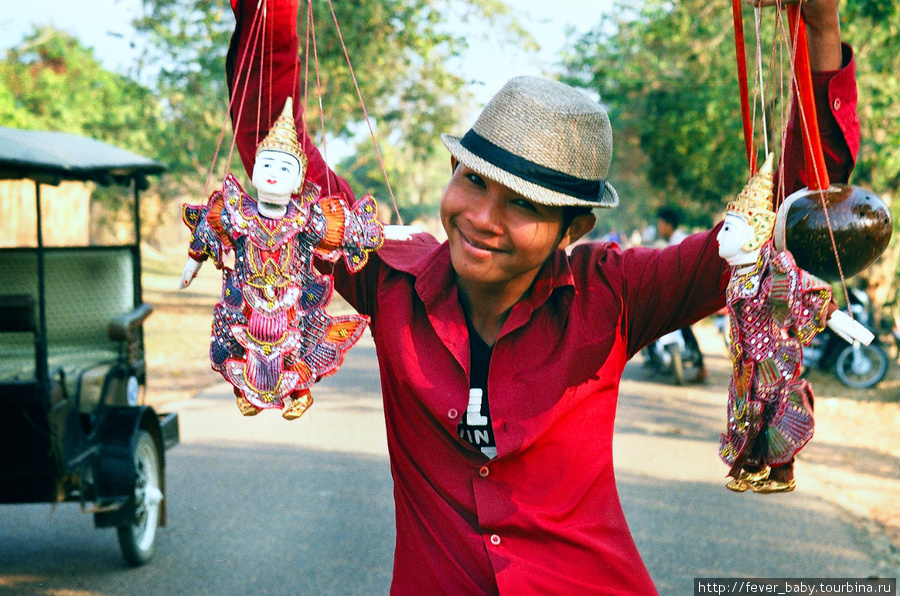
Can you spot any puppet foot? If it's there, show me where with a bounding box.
[751,478,796,494]
[282,390,313,421]
[725,468,769,492]
[236,395,261,416]
[725,477,751,492]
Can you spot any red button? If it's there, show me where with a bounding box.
[490,534,501,546]
[448,408,458,420]
[479,466,490,478]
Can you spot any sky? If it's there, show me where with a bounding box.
[0,0,614,109]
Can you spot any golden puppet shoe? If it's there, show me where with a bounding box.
[236,394,261,416]
[725,477,751,492]
[282,390,313,420]
[750,478,796,494]
[725,468,769,492]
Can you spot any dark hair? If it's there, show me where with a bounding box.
[656,206,681,228]
[562,206,592,231]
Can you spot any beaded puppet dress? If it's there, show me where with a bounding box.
[717,158,832,491]
[182,100,384,419]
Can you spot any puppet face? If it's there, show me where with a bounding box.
[717,213,757,266]
[252,150,304,205]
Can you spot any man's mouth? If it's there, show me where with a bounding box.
[459,229,502,254]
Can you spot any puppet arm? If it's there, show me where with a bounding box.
[827,310,874,345]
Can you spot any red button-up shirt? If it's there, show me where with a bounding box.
[227,1,858,593]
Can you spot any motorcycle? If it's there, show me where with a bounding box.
[803,287,890,389]
[643,329,704,385]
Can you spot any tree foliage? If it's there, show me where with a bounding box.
[841,1,900,198]
[561,0,754,226]
[0,26,162,156]
[561,0,900,235]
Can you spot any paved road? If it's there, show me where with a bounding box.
[0,334,885,595]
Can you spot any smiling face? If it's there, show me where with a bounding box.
[252,150,304,205]
[440,161,594,301]
[717,213,756,266]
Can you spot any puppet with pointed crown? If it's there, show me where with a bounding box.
[179,98,384,420]
[715,154,873,494]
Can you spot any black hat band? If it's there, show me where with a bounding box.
[460,130,606,203]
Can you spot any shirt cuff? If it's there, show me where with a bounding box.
[812,43,859,160]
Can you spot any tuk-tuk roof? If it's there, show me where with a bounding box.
[0,126,166,186]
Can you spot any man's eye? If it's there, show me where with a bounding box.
[465,173,485,187]
[511,198,538,212]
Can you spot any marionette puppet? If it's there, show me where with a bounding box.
[716,155,874,493]
[179,98,384,420]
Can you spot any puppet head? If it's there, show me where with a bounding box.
[252,97,308,207]
[718,155,776,264]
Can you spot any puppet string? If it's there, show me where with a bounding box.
[783,7,853,316]
[306,3,333,197]
[326,0,403,224]
[204,0,265,196]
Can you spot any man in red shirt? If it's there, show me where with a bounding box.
[223,0,858,593]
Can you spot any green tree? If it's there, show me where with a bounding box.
[0,26,162,156]
[842,1,900,199]
[561,0,750,225]
[0,26,166,235]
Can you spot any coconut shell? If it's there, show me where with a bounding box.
[777,185,892,282]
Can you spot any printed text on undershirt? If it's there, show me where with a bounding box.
[458,319,497,459]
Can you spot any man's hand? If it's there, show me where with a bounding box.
[746,0,843,71]
[179,258,203,290]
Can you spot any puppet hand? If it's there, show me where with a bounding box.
[179,258,203,290]
[827,310,874,346]
[383,225,423,241]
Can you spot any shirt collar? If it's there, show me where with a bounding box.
[379,237,576,320]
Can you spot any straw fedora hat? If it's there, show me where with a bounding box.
[441,76,617,208]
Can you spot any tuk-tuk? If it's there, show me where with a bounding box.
[0,127,179,566]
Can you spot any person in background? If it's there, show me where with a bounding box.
[657,205,709,382]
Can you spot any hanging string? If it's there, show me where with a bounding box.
[211,0,403,226]
[256,1,267,152]
[753,7,769,155]
[772,4,791,208]
[785,5,830,191]
[306,3,333,197]
[731,0,757,175]
[301,0,312,156]
[737,2,853,315]
[203,0,265,196]
[785,6,853,314]
[325,0,402,224]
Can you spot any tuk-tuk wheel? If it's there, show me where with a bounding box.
[118,429,162,566]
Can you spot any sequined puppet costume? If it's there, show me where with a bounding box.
[717,155,832,493]
[181,98,384,419]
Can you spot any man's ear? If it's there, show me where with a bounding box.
[450,156,459,172]
[558,213,597,249]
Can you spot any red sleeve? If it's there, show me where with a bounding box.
[619,223,730,357]
[226,0,354,200]
[780,43,859,197]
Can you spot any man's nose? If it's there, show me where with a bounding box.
[467,193,503,233]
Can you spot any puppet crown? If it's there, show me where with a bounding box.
[726,154,776,252]
[256,97,307,169]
